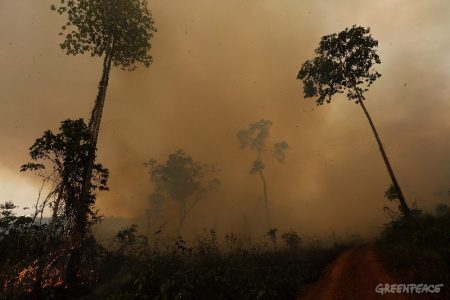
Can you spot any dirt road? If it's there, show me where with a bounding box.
[301,245,417,300]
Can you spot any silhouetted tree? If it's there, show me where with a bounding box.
[20,119,109,292]
[145,150,220,236]
[237,120,288,226]
[297,25,411,217]
[266,228,278,249]
[51,0,155,287]
[281,231,302,250]
[21,119,108,226]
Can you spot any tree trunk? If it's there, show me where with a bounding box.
[177,200,186,237]
[357,97,411,217]
[145,209,151,237]
[65,53,113,288]
[258,170,270,227]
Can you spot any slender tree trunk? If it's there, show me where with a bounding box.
[255,152,270,227]
[177,201,186,237]
[258,170,270,227]
[146,209,151,238]
[357,96,411,217]
[65,52,113,288]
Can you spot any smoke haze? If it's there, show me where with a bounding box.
[1,0,450,238]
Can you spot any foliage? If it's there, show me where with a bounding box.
[145,149,220,233]
[237,120,289,167]
[238,120,273,153]
[104,227,349,300]
[237,120,288,225]
[377,204,450,295]
[237,119,289,174]
[48,3,156,283]
[281,231,302,251]
[8,119,110,297]
[273,141,289,163]
[297,25,411,218]
[20,119,108,229]
[384,184,399,201]
[1,206,351,299]
[266,228,278,248]
[110,224,150,258]
[51,0,156,71]
[49,0,155,286]
[297,25,381,105]
[0,202,48,297]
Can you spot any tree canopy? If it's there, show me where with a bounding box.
[297,25,381,105]
[146,150,219,206]
[237,119,289,174]
[52,0,156,70]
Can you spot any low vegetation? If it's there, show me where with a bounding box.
[0,204,352,299]
[377,204,450,296]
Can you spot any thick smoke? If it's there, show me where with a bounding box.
[1,0,449,238]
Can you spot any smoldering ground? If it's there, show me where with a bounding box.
[1,0,450,239]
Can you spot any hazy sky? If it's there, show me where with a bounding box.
[1,0,449,237]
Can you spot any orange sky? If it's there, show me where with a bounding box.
[1,0,449,237]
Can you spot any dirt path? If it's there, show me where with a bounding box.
[300,244,414,300]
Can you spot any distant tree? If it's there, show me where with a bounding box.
[237,120,288,226]
[281,231,302,251]
[20,119,109,291]
[145,150,220,236]
[51,0,155,287]
[266,228,278,249]
[297,25,411,218]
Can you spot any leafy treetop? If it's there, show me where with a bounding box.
[51,0,156,70]
[297,25,381,105]
[237,119,288,174]
[145,149,220,205]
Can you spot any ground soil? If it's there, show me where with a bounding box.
[300,244,442,299]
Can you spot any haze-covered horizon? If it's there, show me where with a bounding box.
[1,0,450,238]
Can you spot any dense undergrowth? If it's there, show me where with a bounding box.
[1,203,353,300]
[377,203,450,296]
[102,229,350,300]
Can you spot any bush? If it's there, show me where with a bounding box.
[377,204,450,296]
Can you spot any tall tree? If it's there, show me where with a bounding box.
[145,150,220,236]
[51,0,156,286]
[297,25,411,217]
[237,120,288,226]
